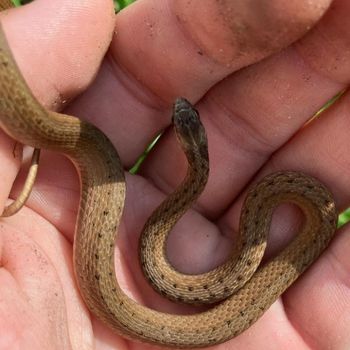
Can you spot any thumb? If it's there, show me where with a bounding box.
[0,0,115,109]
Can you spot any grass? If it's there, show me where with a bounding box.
[10,0,350,226]
[15,0,135,11]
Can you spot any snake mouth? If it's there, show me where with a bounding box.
[173,97,193,115]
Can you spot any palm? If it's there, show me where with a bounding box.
[1,0,349,349]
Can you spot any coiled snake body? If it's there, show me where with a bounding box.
[0,2,338,348]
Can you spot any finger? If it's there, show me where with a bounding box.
[67,0,331,166]
[0,0,115,108]
[283,223,350,349]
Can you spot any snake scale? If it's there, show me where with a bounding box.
[0,1,338,348]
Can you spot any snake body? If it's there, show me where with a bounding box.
[0,3,338,348]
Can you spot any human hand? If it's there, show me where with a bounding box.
[0,0,349,349]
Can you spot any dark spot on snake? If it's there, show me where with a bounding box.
[194,297,200,302]
[197,50,203,55]
[119,301,123,307]
[237,275,243,281]
[287,179,294,183]
[246,259,252,266]
[203,284,208,290]
[112,288,116,292]
[224,286,230,293]
[307,185,314,189]
[252,192,257,198]
[173,283,177,288]
[161,326,165,330]
[210,292,216,298]
[188,286,193,291]
[259,306,265,311]
[177,296,184,302]
[266,283,271,288]
[226,320,231,326]
[95,254,99,260]
[161,274,165,279]
[98,233,102,238]
[36,119,42,125]
[109,243,113,248]
[252,238,258,245]
[254,220,259,226]
[240,311,245,317]
[109,272,113,276]
[218,278,224,284]
[95,274,100,280]
[103,210,109,216]
[251,298,256,305]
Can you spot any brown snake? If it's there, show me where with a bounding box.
[0,2,338,348]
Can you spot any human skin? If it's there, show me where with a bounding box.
[0,0,350,349]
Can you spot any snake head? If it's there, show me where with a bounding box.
[172,97,208,161]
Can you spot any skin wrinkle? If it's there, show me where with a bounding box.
[204,95,278,156]
[106,51,168,115]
